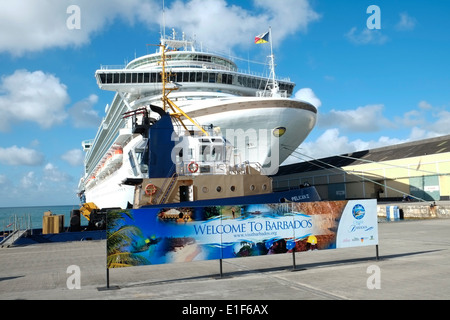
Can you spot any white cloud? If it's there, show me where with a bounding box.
[0,0,320,56]
[431,111,450,134]
[396,100,450,136]
[396,13,417,31]
[0,0,160,56]
[283,128,408,164]
[0,146,45,166]
[345,27,388,45]
[163,0,320,52]
[68,94,101,128]
[0,70,69,131]
[20,171,38,189]
[318,104,391,132]
[418,100,433,110]
[61,149,85,167]
[43,163,72,182]
[283,99,450,165]
[0,174,8,185]
[396,110,424,128]
[294,88,322,108]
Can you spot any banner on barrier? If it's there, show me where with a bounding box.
[107,199,378,268]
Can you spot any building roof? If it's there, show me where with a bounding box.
[275,134,450,176]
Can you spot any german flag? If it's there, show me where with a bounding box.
[255,31,269,44]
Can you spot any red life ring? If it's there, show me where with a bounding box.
[188,161,199,173]
[144,184,157,196]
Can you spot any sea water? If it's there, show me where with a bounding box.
[0,204,82,231]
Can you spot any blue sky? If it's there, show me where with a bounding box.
[0,0,449,207]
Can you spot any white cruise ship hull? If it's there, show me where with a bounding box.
[84,167,135,210]
[179,96,316,167]
[83,98,316,209]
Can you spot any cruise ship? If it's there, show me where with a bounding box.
[78,30,318,209]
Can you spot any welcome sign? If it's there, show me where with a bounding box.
[107,200,378,268]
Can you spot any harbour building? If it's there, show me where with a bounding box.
[273,134,450,202]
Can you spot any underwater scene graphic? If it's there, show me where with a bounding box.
[107,200,378,268]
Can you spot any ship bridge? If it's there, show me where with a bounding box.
[95,68,295,97]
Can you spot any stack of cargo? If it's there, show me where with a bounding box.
[42,211,64,234]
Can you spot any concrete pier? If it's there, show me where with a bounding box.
[0,218,449,301]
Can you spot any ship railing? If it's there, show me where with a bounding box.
[1,214,32,248]
[256,89,288,98]
[175,160,263,176]
[100,64,127,70]
[158,171,179,205]
[228,161,263,175]
[172,123,220,137]
[176,161,229,176]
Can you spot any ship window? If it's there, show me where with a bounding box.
[189,72,196,82]
[120,73,126,84]
[176,72,182,83]
[288,84,294,95]
[200,145,209,161]
[143,73,150,83]
[196,72,202,82]
[129,150,138,176]
[126,73,132,83]
[210,147,223,161]
[199,55,211,63]
[202,73,208,82]
[99,74,106,84]
[132,73,138,83]
[209,73,216,83]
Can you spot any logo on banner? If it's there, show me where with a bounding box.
[352,204,366,220]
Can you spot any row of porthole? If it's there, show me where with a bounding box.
[202,184,268,193]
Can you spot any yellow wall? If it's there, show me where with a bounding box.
[274,152,450,200]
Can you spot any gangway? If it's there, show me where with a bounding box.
[0,229,30,248]
[1,214,32,248]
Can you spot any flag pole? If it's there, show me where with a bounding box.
[268,27,278,95]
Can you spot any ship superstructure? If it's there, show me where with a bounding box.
[79,30,318,209]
